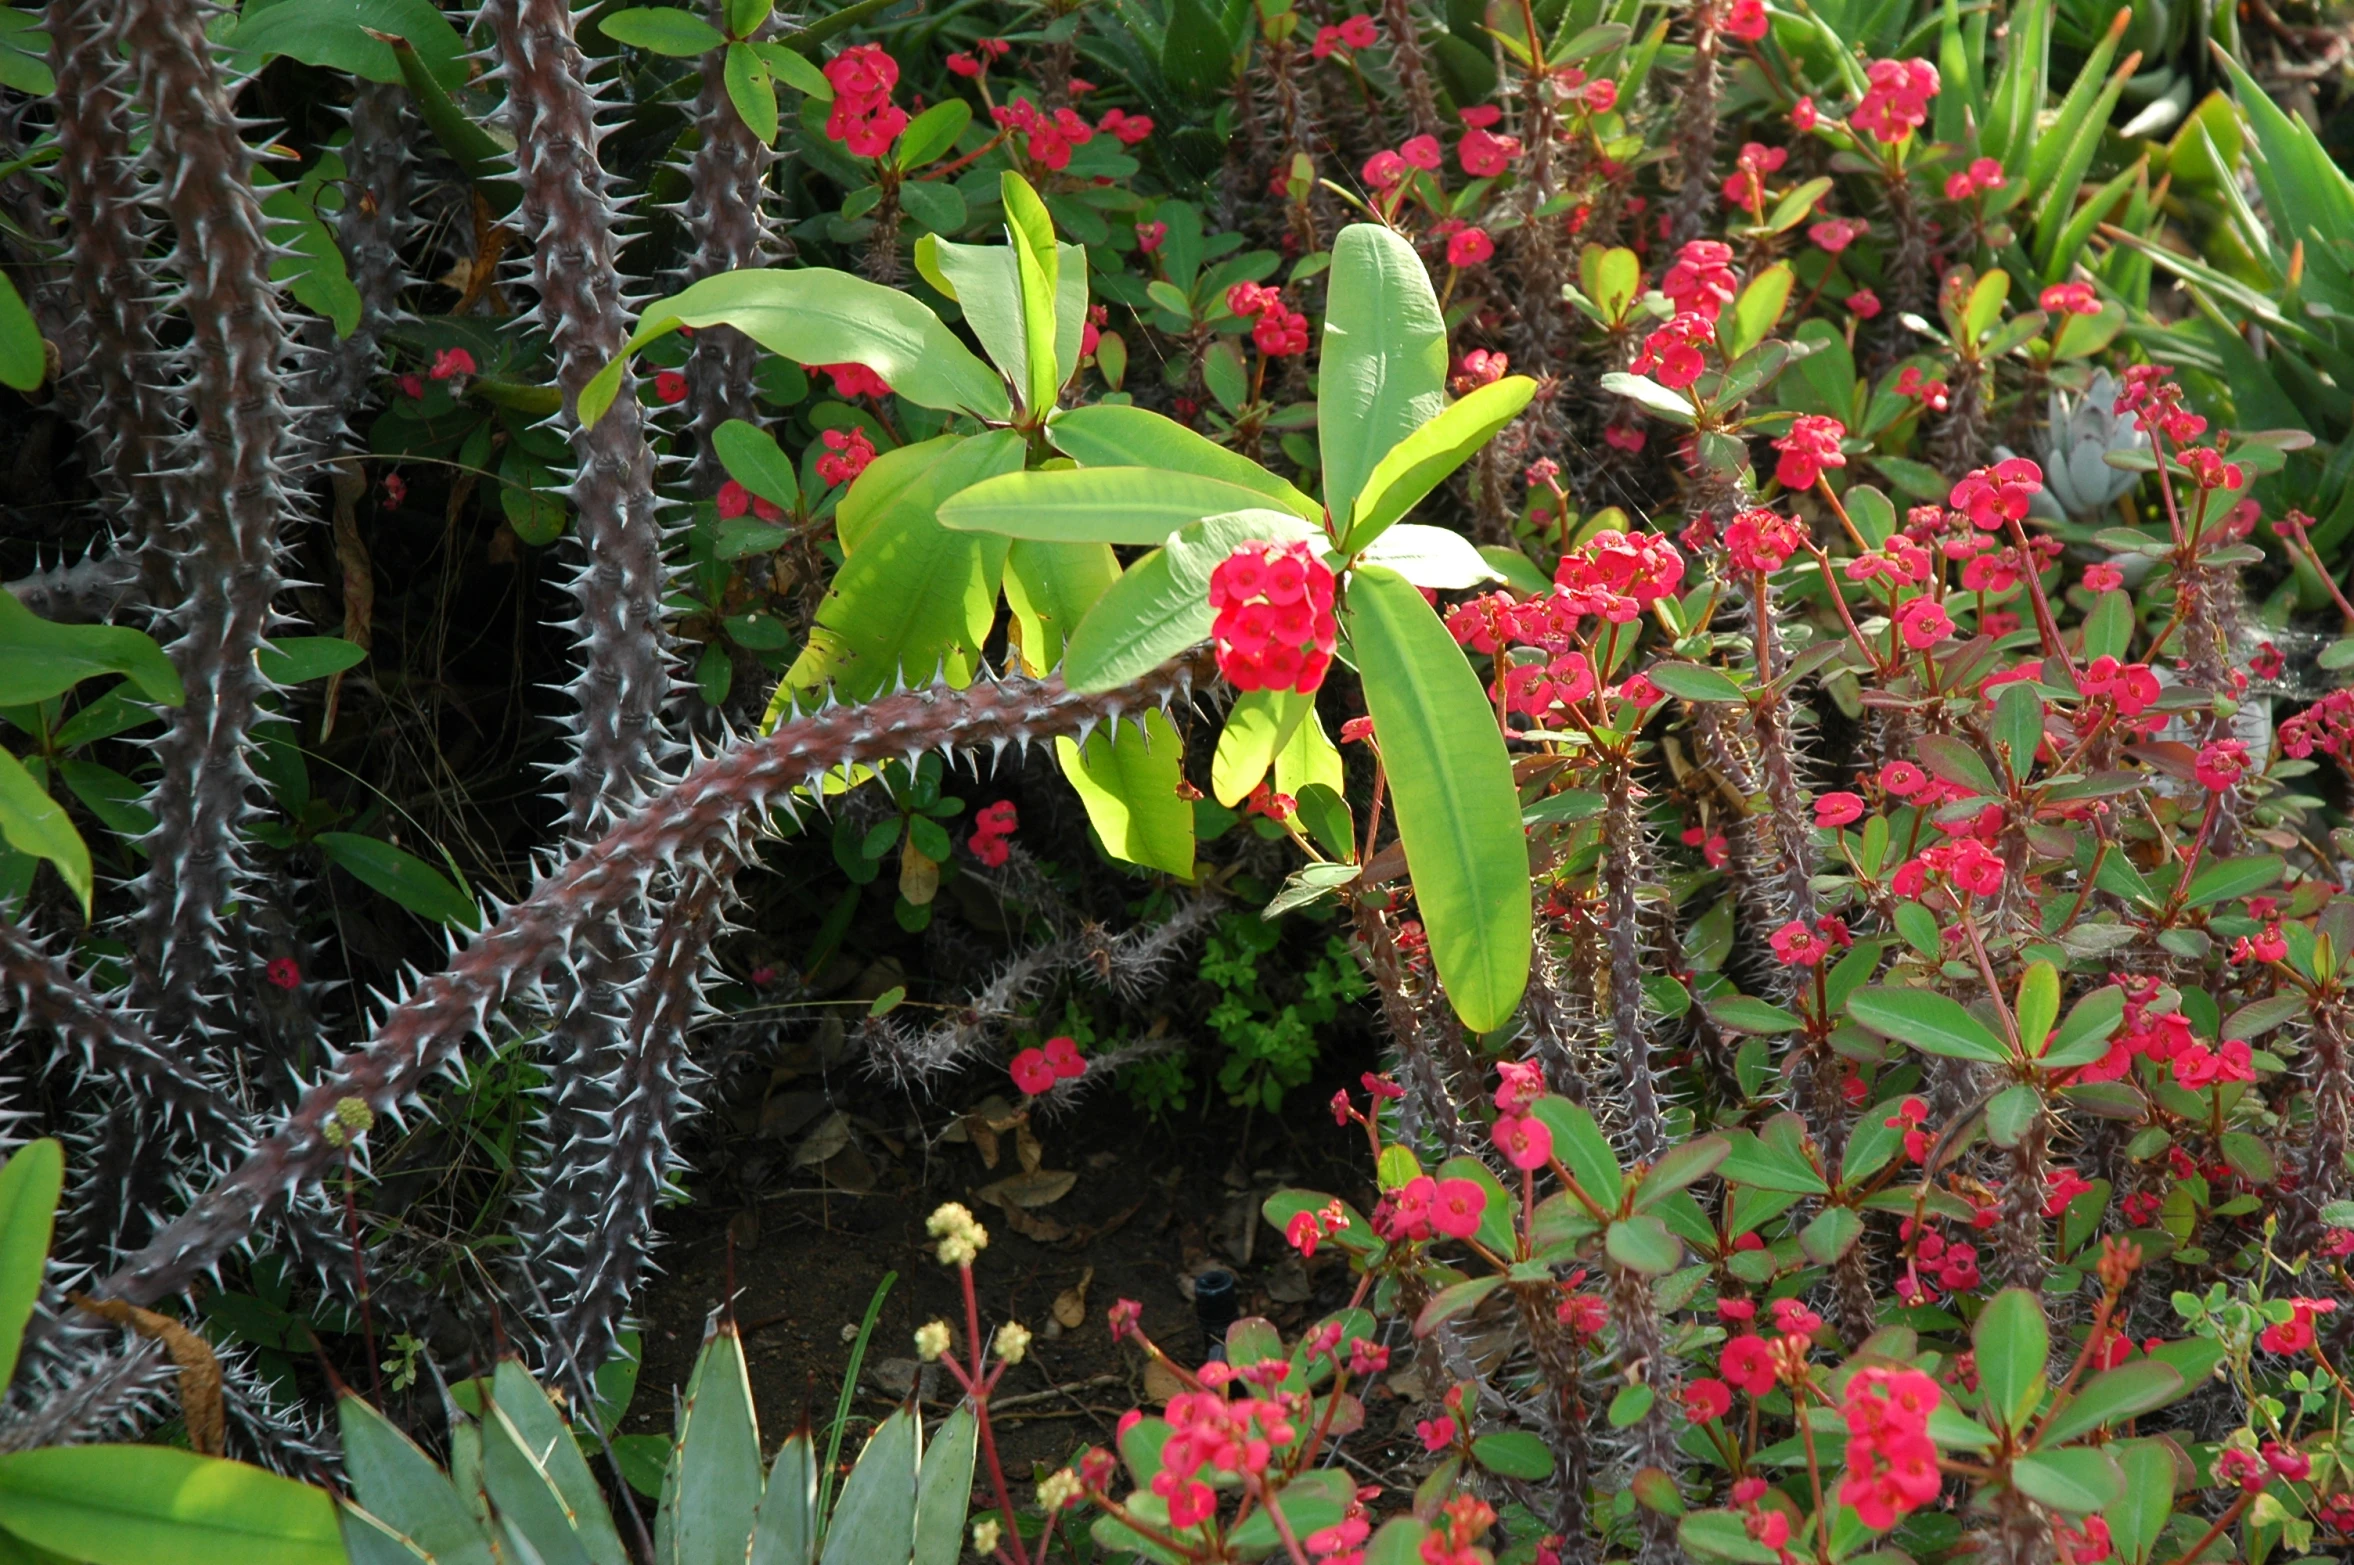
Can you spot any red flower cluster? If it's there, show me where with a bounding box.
[1896,1221,1981,1298]
[1949,457,2045,530]
[943,36,1009,76]
[1445,226,1495,267]
[1210,540,1337,692]
[430,346,475,381]
[2284,689,2354,762]
[1942,155,2005,201]
[967,798,1017,867]
[2261,1298,2337,1355]
[1661,239,1740,316]
[815,426,874,486]
[1721,141,1787,214]
[992,98,1096,170]
[1226,282,1311,356]
[1153,1386,1300,1524]
[1009,1035,1087,1095]
[812,361,892,399]
[1417,1495,1496,1565]
[2041,281,2099,315]
[717,480,783,523]
[1457,107,1521,176]
[1725,507,1808,572]
[1890,835,2003,899]
[823,45,907,157]
[2115,363,2208,446]
[1311,13,1379,56]
[2196,738,2251,791]
[1725,0,1769,39]
[1453,347,1508,391]
[1361,133,1443,190]
[1768,916,1851,967]
[1774,415,1846,491]
[1285,1198,1350,1258]
[1632,312,1715,389]
[1372,1175,1489,1241]
[1837,1367,1945,1529]
[1852,57,1938,143]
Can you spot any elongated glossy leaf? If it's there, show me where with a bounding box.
[663,1326,763,1565]
[336,1396,496,1565]
[481,1403,598,1565]
[1210,689,1315,806]
[1003,540,1118,675]
[911,1408,976,1565]
[1606,1215,1682,1275]
[0,592,182,707]
[2043,983,2125,1064]
[1353,524,1503,590]
[1527,1096,1622,1209]
[1848,987,2012,1062]
[1319,225,1448,526]
[747,1434,816,1565]
[2110,1441,2177,1565]
[817,1410,917,1565]
[0,1141,60,1395]
[256,637,367,685]
[1631,1134,1728,1211]
[2010,1448,2122,1513]
[1342,376,1537,552]
[0,753,89,916]
[601,7,726,52]
[1056,709,1195,876]
[2184,854,2285,908]
[1001,173,1062,416]
[222,0,469,88]
[2035,1360,2184,1447]
[1345,567,1529,1031]
[0,273,41,392]
[317,833,478,930]
[781,434,1026,705]
[1046,404,1322,520]
[937,467,1290,544]
[0,1446,344,1565]
[583,270,1011,428]
[1973,1288,2048,1434]
[1061,511,1321,693]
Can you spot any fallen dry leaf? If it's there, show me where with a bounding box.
[793,1110,851,1167]
[975,1168,1077,1210]
[1143,1358,1187,1404]
[1052,1266,1094,1329]
[72,1293,222,1455]
[999,1206,1070,1242]
[1016,1122,1044,1175]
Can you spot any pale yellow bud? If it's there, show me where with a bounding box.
[993,1320,1032,1366]
[972,1517,1002,1556]
[926,1201,989,1266]
[914,1320,952,1362]
[1036,1469,1083,1513]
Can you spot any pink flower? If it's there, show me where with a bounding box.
[1135,220,1167,252]
[1212,540,1337,693]
[1881,760,1926,796]
[1010,1048,1058,1095]
[1042,1035,1087,1079]
[1459,126,1522,176]
[1580,77,1618,112]
[1814,791,1864,827]
[1603,423,1645,453]
[1430,1178,1488,1239]
[2041,281,2098,315]
[265,957,302,990]
[1630,312,1715,390]
[1098,107,1153,144]
[1686,1379,1734,1423]
[1809,216,1867,253]
[1493,1114,1553,1170]
[1725,507,1807,573]
[1417,1415,1457,1452]
[1362,149,1409,188]
[382,473,407,505]
[816,426,875,486]
[1454,348,1508,389]
[1950,457,2044,531]
[1400,134,1444,170]
[429,346,476,381]
[1774,414,1846,491]
[2082,563,2123,592]
[1660,239,1739,316]
[654,370,688,404]
[1896,597,1952,650]
[1852,57,1938,144]
[1720,1335,1777,1396]
[1847,288,1882,318]
[1791,95,1817,131]
[2195,739,2250,791]
[1770,918,1830,967]
[946,52,983,76]
[1725,0,1768,38]
[813,361,893,399]
[1446,227,1495,267]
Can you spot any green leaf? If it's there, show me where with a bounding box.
[0,274,41,393]
[1632,1134,1729,1211]
[713,420,801,510]
[1344,567,1529,1032]
[2041,984,2125,1066]
[911,1408,976,1565]
[222,0,470,89]
[1926,1402,1998,1448]
[1160,0,1238,95]
[0,592,183,707]
[1002,540,1118,676]
[1211,689,1316,806]
[2110,1441,2178,1565]
[2014,961,2060,1055]
[1527,1096,1622,1209]
[1606,1215,1683,1275]
[583,269,1011,430]
[335,1396,496,1565]
[1055,709,1195,877]
[1646,662,1746,703]
[1415,1275,1505,1334]
[1705,996,1803,1034]
[1319,225,1448,527]
[1001,172,1062,417]
[781,433,1027,704]
[1353,524,1504,590]
[1680,1510,1781,1563]
[1716,1125,1828,1195]
[937,467,1293,545]
[895,99,970,172]
[1719,261,1793,359]
[1848,987,2012,1063]
[753,40,832,98]
[2184,854,2285,908]
[748,1434,816,1565]
[1061,511,1320,693]
[1604,372,1698,424]
[1800,1205,1863,1264]
[723,44,778,143]
[0,1141,61,1396]
[2010,1448,2123,1513]
[257,638,367,685]
[664,1326,763,1565]
[0,1446,344,1565]
[1047,404,1321,520]
[1973,1288,2049,1433]
[316,833,479,930]
[1342,376,1537,552]
[2035,1360,2185,1447]
[1994,680,2042,784]
[1985,1084,2041,1148]
[0,753,89,918]
[601,7,727,53]
[1469,1431,1555,1480]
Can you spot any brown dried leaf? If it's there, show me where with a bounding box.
[1016,1122,1044,1175]
[72,1293,223,1456]
[999,1206,1069,1242]
[1143,1359,1187,1405]
[967,1116,1000,1169]
[821,1141,876,1194]
[793,1110,851,1167]
[975,1169,1077,1210]
[1052,1267,1094,1329]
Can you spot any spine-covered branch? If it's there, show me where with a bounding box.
[100,656,1209,1306]
[488,0,675,835]
[1601,754,1664,1160]
[119,0,299,1042]
[45,0,176,608]
[4,547,142,624]
[681,0,777,492]
[322,80,416,423]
